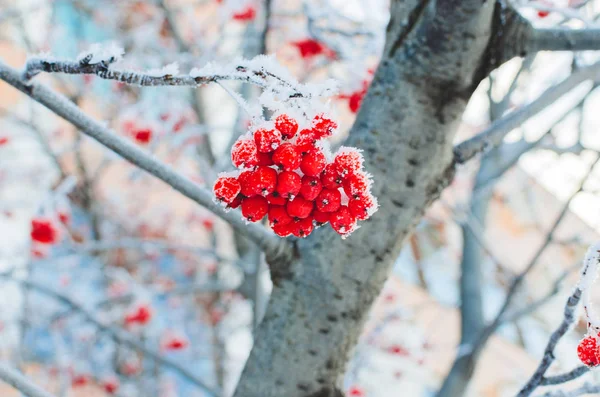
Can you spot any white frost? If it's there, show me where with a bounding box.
[77,42,124,64]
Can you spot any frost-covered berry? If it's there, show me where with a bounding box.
[291,216,314,238]
[349,195,377,220]
[213,176,241,204]
[267,192,287,206]
[295,130,318,154]
[330,206,357,236]
[300,175,322,201]
[31,218,59,244]
[276,171,301,199]
[313,209,330,225]
[348,90,366,113]
[251,166,278,196]
[231,137,259,169]
[125,304,153,325]
[241,196,269,222]
[102,377,119,394]
[254,128,282,153]
[268,206,293,226]
[275,114,299,139]
[316,188,341,213]
[272,221,294,237]
[334,148,364,174]
[312,114,337,139]
[343,172,371,198]
[578,336,600,367]
[301,147,327,176]
[272,143,301,171]
[321,163,344,189]
[287,196,314,219]
[239,170,258,197]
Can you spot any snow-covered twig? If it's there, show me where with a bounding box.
[540,366,590,386]
[0,60,293,265]
[453,62,600,164]
[0,362,57,397]
[517,243,600,396]
[0,274,220,396]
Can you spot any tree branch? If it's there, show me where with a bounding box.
[0,60,292,265]
[541,382,600,397]
[540,366,590,386]
[0,274,220,396]
[453,62,600,164]
[0,362,57,397]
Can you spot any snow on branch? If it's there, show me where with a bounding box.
[0,60,293,265]
[517,243,600,397]
[0,273,220,396]
[0,362,57,397]
[21,44,336,102]
[453,61,600,164]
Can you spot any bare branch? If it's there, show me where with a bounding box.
[0,274,220,396]
[0,362,57,397]
[540,382,600,397]
[453,62,600,164]
[540,366,590,386]
[0,60,292,264]
[517,288,582,397]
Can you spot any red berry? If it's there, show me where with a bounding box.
[133,128,152,144]
[254,128,282,153]
[239,170,258,197]
[313,209,330,225]
[231,137,259,169]
[348,195,377,220]
[316,188,341,213]
[272,143,301,171]
[72,374,89,388]
[343,172,371,198]
[31,218,59,244]
[275,114,299,139]
[257,151,274,166]
[578,336,600,366]
[268,206,293,226]
[241,196,269,222]
[321,163,343,189]
[125,305,153,325]
[301,148,327,176]
[213,176,241,204]
[232,5,256,21]
[290,216,315,237]
[103,377,119,394]
[267,192,287,206]
[537,9,549,17]
[276,171,301,199]
[251,166,278,196]
[312,114,337,139]
[287,196,314,219]
[295,130,318,154]
[347,386,365,396]
[0,137,9,146]
[348,90,365,113]
[300,175,322,201]
[330,206,357,236]
[163,336,189,350]
[334,148,364,173]
[272,221,294,237]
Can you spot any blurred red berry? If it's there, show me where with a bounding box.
[31,218,59,244]
[133,128,152,144]
[232,5,256,21]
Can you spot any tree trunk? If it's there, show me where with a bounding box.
[234,0,503,395]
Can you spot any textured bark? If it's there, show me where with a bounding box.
[233,0,499,395]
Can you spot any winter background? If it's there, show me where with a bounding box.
[1,0,600,396]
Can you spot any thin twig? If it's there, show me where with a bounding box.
[0,362,57,397]
[0,60,292,263]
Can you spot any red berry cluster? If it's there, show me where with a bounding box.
[213,114,377,238]
[577,334,600,367]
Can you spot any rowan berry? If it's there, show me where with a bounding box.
[290,216,314,238]
[316,188,341,213]
[287,196,314,219]
[330,206,357,236]
[275,114,299,139]
[254,128,282,153]
[241,196,269,222]
[268,206,293,226]
[321,163,344,189]
[348,195,377,220]
[343,172,370,198]
[272,143,301,171]
[276,171,301,199]
[334,148,364,174]
[231,137,259,169]
[301,147,327,176]
[213,176,241,204]
[31,218,59,244]
[300,175,322,201]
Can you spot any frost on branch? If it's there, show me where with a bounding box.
[576,242,600,367]
[77,42,124,65]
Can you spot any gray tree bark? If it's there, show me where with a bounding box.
[233,0,501,395]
